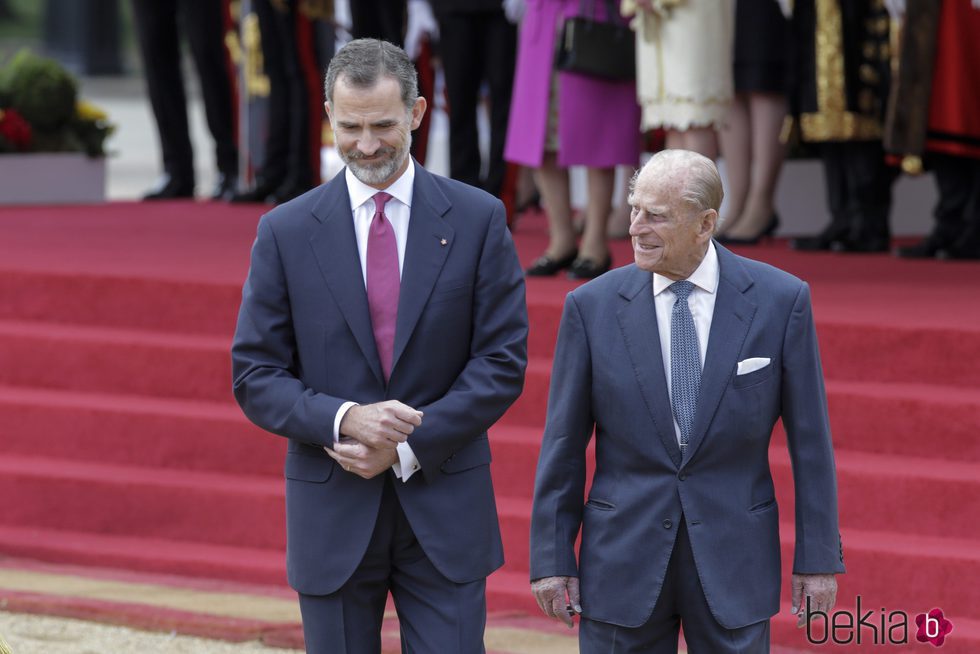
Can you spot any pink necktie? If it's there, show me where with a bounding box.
[366,192,399,382]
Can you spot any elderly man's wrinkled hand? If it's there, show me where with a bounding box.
[792,573,838,628]
[531,576,581,628]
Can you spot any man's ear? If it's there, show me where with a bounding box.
[324,101,333,127]
[410,96,427,131]
[700,209,718,239]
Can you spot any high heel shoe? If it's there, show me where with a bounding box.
[567,254,612,280]
[526,249,578,276]
[718,214,780,246]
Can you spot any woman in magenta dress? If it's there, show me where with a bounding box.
[505,0,641,279]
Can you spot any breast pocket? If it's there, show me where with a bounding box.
[731,361,776,389]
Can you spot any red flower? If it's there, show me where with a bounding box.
[0,108,33,151]
[915,608,954,647]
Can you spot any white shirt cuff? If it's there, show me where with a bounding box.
[333,401,358,443]
[392,442,421,481]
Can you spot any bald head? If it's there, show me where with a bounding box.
[631,149,725,228]
[627,149,721,280]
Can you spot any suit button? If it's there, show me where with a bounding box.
[662,519,672,529]
[678,472,686,481]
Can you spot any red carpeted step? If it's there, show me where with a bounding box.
[0,385,285,476]
[0,525,286,586]
[0,320,234,402]
[0,269,242,336]
[0,454,286,550]
[522,297,980,388]
[495,497,980,613]
[500,362,980,461]
[489,428,980,540]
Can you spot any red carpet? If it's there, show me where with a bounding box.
[1,201,979,652]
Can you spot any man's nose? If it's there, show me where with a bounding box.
[357,132,379,155]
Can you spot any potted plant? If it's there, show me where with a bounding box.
[0,49,114,204]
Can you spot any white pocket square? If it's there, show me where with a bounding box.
[737,357,771,375]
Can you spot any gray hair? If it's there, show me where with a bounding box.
[324,39,419,109]
[630,149,724,217]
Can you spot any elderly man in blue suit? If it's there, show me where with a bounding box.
[530,149,844,653]
[232,39,528,653]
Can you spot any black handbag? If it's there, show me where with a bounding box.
[554,0,636,82]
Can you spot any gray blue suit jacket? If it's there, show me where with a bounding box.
[530,244,845,629]
[232,162,528,595]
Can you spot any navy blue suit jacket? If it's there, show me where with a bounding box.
[530,245,845,629]
[232,162,528,595]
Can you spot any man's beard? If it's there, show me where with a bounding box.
[339,134,412,186]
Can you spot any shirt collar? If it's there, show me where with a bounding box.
[652,241,719,296]
[345,158,415,212]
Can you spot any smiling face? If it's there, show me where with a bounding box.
[325,74,426,189]
[628,166,717,280]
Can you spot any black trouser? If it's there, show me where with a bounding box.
[350,0,406,44]
[131,0,237,183]
[436,10,517,197]
[820,140,895,243]
[928,153,980,245]
[253,0,317,191]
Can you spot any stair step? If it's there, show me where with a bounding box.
[0,455,286,550]
[0,319,234,402]
[0,525,286,586]
[489,431,980,540]
[500,363,980,463]
[523,297,980,387]
[493,496,980,615]
[0,269,242,336]
[0,385,283,476]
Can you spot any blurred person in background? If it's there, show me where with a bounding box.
[231,0,326,205]
[717,0,791,244]
[887,0,980,260]
[788,0,897,253]
[506,0,641,280]
[131,0,239,200]
[431,0,518,203]
[623,0,733,159]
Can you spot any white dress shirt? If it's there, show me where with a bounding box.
[652,241,720,446]
[333,164,421,481]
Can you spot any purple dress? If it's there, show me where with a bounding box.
[504,0,641,168]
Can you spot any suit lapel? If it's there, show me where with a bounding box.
[308,173,385,386]
[616,266,684,468]
[682,244,757,464]
[390,164,454,377]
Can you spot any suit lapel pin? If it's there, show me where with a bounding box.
[440,238,448,246]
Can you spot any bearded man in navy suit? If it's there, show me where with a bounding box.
[232,38,528,653]
[530,150,844,653]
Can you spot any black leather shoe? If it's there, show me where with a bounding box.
[718,214,780,246]
[941,234,980,260]
[526,250,578,276]
[895,235,951,259]
[831,236,891,253]
[211,172,238,201]
[567,254,612,280]
[143,175,194,200]
[791,222,849,251]
[230,181,281,204]
[266,182,312,205]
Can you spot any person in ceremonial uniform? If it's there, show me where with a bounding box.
[789,0,898,253]
[886,0,980,260]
